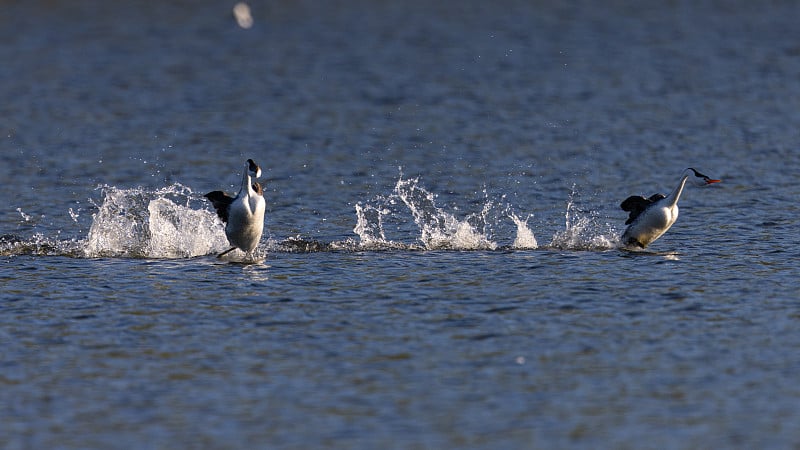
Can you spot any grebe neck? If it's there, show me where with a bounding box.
[666,170,692,208]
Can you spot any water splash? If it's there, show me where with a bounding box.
[353,203,390,248]
[509,212,538,249]
[549,185,618,250]
[68,207,80,223]
[351,175,622,252]
[83,183,228,258]
[394,176,497,250]
[16,208,32,222]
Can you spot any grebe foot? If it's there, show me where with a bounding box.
[217,247,237,258]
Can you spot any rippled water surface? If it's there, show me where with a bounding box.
[2,0,800,448]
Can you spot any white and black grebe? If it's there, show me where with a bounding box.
[620,168,720,249]
[205,159,266,259]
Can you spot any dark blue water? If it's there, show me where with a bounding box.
[2,1,800,448]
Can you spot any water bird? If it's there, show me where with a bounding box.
[620,168,720,248]
[205,159,266,259]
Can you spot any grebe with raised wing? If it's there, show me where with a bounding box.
[620,168,720,248]
[205,159,266,259]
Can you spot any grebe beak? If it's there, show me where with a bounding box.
[688,168,721,185]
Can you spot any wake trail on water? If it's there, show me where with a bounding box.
[2,177,620,259]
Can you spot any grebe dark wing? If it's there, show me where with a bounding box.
[204,191,235,223]
[620,193,665,225]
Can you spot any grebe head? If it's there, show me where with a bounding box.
[247,159,262,179]
[687,168,721,186]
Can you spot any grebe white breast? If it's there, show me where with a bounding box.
[205,159,266,259]
[620,167,720,249]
